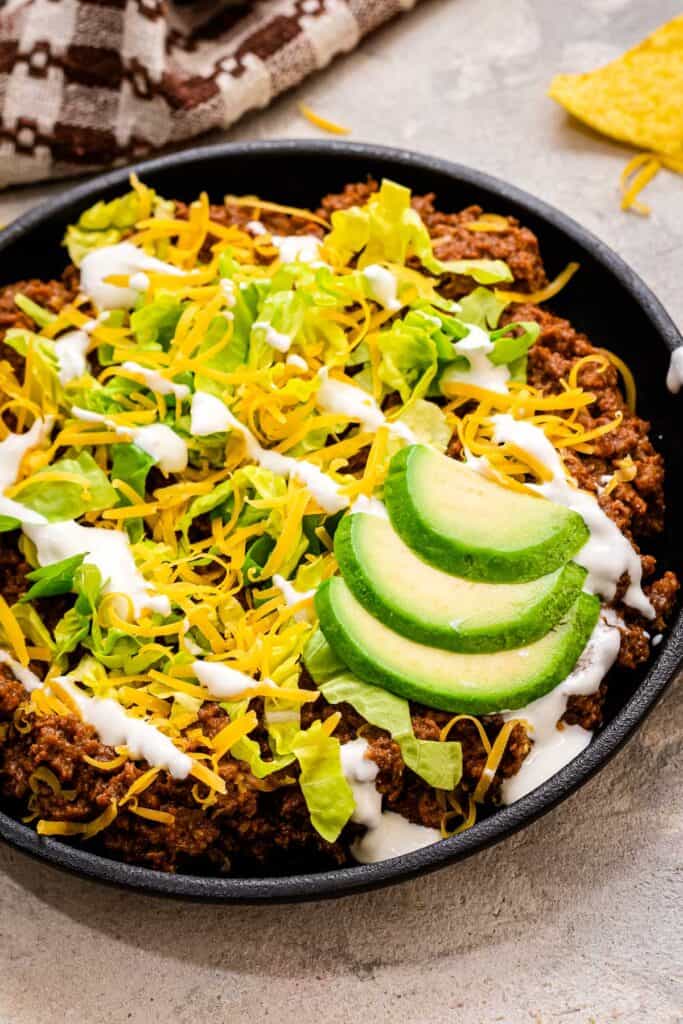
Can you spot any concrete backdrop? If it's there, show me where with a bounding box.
[0,1,681,1021]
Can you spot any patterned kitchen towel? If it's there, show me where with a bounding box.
[0,0,418,188]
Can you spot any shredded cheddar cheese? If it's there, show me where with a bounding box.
[0,596,29,666]
[299,103,350,136]
[496,262,580,305]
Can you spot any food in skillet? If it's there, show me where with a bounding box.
[0,178,677,873]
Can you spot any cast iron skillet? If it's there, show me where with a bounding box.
[0,140,681,902]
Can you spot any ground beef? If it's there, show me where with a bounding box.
[175,198,324,264]
[0,665,23,721]
[0,672,527,872]
[317,179,547,297]
[0,540,29,605]
[517,302,667,539]
[0,182,678,873]
[0,272,79,381]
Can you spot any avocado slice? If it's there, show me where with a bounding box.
[315,577,599,714]
[385,445,589,582]
[335,512,588,653]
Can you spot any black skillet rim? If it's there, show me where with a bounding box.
[0,139,681,902]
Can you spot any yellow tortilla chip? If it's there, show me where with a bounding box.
[549,15,683,160]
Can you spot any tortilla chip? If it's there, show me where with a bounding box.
[549,15,683,160]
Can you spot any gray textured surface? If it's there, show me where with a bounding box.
[0,2,682,1022]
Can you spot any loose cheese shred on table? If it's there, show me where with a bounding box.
[298,103,350,136]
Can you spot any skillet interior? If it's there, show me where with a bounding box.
[0,140,681,901]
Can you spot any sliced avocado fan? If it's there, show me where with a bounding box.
[384,444,589,582]
[335,512,588,653]
[315,578,600,714]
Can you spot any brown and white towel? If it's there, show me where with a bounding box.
[0,0,418,187]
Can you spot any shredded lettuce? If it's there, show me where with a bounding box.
[17,451,119,522]
[73,563,102,614]
[438,259,512,284]
[111,444,156,497]
[193,282,255,396]
[10,603,55,651]
[180,465,287,535]
[14,294,56,329]
[3,328,60,404]
[130,295,184,350]
[64,189,173,265]
[0,515,20,533]
[290,719,355,842]
[488,320,540,382]
[326,178,512,284]
[390,399,451,454]
[373,302,470,402]
[224,701,296,778]
[69,374,140,416]
[376,317,438,402]
[54,608,91,660]
[20,553,86,602]
[110,444,156,543]
[51,562,99,660]
[243,535,276,583]
[457,286,508,329]
[305,630,462,790]
[250,290,310,368]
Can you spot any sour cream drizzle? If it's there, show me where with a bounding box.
[0,650,42,691]
[24,520,171,617]
[190,391,233,436]
[191,393,348,514]
[119,361,190,400]
[340,738,441,863]
[444,324,510,394]
[490,414,654,617]
[55,677,191,778]
[252,321,292,353]
[271,573,315,622]
[0,418,53,525]
[315,368,417,443]
[71,406,188,474]
[353,812,441,863]
[341,738,382,826]
[271,234,326,266]
[192,660,275,699]
[54,330,90,385]
[361,264,401,311]
[349,494,389,518]
[80,242,182,310]
[501,611,622,803]
[666,348,683,394]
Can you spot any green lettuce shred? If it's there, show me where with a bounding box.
[111,443,156,498]
[21,553,86,602]
[304,630,462,791]
[64,189,173,266]
[325,178,513,284]
[457,286,508,329]
[3,328,61,404]
[130,295,185,350]
[14,294,56,328]
[290,719,355,843]
[224,701,296,779]
[17,450,119,522]
[2,603,54,652]
[390,399,451,454]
